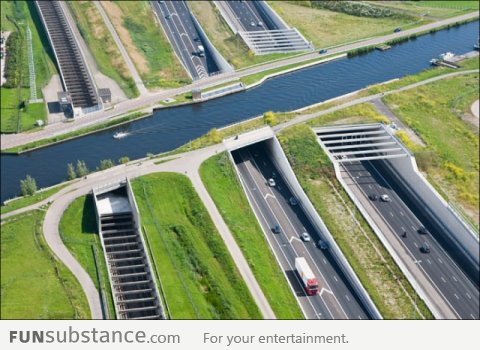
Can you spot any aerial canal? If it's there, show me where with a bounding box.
[1,21,478,201]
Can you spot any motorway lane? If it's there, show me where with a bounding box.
[233,143,371,319]
[342,160,480,319]
[227,1,268,32]
[152,0,218,79]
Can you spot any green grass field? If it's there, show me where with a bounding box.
[268,1,426,49]
[101,1,190,89]
[383,73,479,228]
[278,124,433,319]
[59,196,116,319]
[131,172,261,319]
[67,1,138,99]
[371,1,479,19]
[1,210,90,319]
[200,153,304,319]
[0,1,54,133]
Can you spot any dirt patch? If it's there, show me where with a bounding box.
[101,1,148,74]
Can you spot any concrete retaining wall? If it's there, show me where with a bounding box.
[378,156,479,284]
[263,136,382,319]
[189,7,233,73]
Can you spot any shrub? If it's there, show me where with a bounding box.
[97,159,115,171]
[263,111,277,126]
[20,175,37,196]
[118,156,130,164]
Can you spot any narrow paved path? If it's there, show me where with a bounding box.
[471,99,479,118]
[94,1,148,96]
[2,12,477,150]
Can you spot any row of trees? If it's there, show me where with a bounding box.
[3,31,23,89]
[18,157,131,197]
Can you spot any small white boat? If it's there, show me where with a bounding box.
[113,131,128,139]
[439,52,455,61]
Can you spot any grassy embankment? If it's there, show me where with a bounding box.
[382,73,479,230]
[1,183,69,215]
[1,210,90,319]
[200,154,303,319]
[131,173,261,319]
[277,115,432,319]
[101,1,189,90]
[67,1,138,99]
[370,1,479,19]
[3,111,149,154]
[268,1,426,49]
[0,1,55,133]
[59,196,116,318]
[188,1,299,69]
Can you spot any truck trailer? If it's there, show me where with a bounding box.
[295,257,319,296]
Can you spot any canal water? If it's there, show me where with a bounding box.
[1,21,478,201]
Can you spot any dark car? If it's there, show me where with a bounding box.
[420,242,430,254]
[318,239,328,250]
[418,226,429,235]
[289,197,298,206]
[394,28,401,33]
[368,193,378,201]
[319,49,328,54]
[272,225,281,234]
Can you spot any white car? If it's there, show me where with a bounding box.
[267,178,276,187]
[380,194,391,202]
[301,232,311,242]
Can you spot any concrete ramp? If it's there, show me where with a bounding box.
[93,180,163,320]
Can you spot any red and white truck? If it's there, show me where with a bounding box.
[295,257,319,295]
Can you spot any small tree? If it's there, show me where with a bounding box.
[20,175,37,196]
[118,156,130,164]
[97,159,115,171]
[263,111,277,126]
[76,160,89,177]
[67,163,76,180]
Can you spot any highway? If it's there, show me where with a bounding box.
[232,143,372,319]
[342,159,480,319]
[151,0,219,80]
[225,0,278,31]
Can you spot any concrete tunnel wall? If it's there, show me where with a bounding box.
[378,156,480,285]
[263,136,382,319]
[189,6,234,73]
[256,1,289,30]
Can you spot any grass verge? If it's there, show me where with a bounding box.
[1,183,69,215]
[383,73,479,229]
[59,196,116,319]
[277,124,433,319]
[131,172,261,319]
[67,1,138,99]
[101,1,190,90]
[1,210,90,319]
[200,153,304,319]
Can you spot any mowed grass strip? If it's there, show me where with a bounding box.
[278,124,433,319]
[200,153,304,319]
[383,73,479,228]
[1,210,90,319]
[67,1,138,98]
[101,1,189,89]
[59,196,116,319]
[131,173,261,319]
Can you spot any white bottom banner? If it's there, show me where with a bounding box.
[1,320,477,349]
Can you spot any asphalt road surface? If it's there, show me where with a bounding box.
[226,0,278,32]
[342,159,480,319]
[232,143,372,319]
[151,0,219,80]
